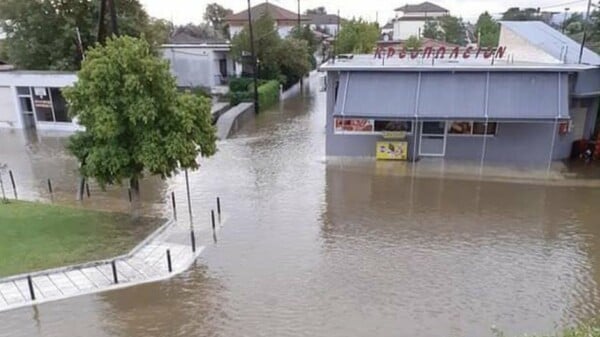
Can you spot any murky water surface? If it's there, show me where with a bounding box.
[1,77,600,337]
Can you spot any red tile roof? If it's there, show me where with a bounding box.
[226,2,309,24]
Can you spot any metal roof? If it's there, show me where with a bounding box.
[394,2,448,13]
[500,21,600,65]
[320,54,595,72]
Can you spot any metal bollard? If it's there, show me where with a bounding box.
[111,260,118,284]
[211,210,216,230]
[217,197,221,223]
[27,275,35,300]
[171,192,177,221]
[47,179,53,200]
[166,249,172,273]
[85,182,90,198]
[190,230,196,253]
[9,170,17,199]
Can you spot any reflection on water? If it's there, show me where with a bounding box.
[1,77,600,337]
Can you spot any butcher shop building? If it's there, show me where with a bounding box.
[321,21,600,165]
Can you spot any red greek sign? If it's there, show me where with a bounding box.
[374,46,508,60]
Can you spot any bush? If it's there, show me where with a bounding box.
[228,90,253,106]
[229,77,253,92]
[258,80,280,111]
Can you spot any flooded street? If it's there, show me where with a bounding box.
[2,76,600,337]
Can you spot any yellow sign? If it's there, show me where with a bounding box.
[382,131,407,140]
[376,141,408,160]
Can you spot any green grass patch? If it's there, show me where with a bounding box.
[0,201,163,277]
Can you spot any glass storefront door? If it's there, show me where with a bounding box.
[419,121,447,157]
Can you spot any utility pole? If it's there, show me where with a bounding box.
[247,0,259,113]
[579,0,593,63]
[297,0,301,30]
[97,0,119,43]
[562,8,570,33]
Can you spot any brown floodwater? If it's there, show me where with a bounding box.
[1,76,600,337]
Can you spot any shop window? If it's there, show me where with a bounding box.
[334,118,412,135]
[374,120,412,133]
[50,88,71,122]
[448,121,497,136]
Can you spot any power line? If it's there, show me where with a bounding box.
[540,0,587,10]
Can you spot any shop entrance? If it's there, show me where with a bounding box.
[419,121,447,157]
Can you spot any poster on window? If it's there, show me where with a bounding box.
[32,87,54,122]
[376,141,408,160]
[334,118,374,133]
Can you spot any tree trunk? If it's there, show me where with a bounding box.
[129,177,140,202]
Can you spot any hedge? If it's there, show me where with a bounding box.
[257,80,280,111]
[229,77,253,92]
[228,80,280,110]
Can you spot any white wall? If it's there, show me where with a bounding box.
[229,25,243,37]
[0,86,18,128]
[398,11,446,17]
[393,21,426,40]
[498,25,561,63]
[230,24,295,38]
[162,47,214,88]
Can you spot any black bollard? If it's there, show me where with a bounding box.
[190,230,196,253]
[171,192,177,220]
[211,210,216,230]
[216,197,221,223]
[111,260,118,284]
[9,170,17,199]
[85,182,90,198]
[127,188,132,203]
[47,179,53,200]
[166,249,172,273]
[27,275,35,300]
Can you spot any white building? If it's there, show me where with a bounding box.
[160,31,234,95]
[393,1,449,40]
[226,2,309,38]
[0,71,78,131]
[307,14,343,37]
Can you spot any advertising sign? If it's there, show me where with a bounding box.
[376,141,408,160]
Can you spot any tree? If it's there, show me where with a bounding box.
[63,36,217,197]
[277,38,311,86]
[146,18,174,47]
[439,15,467,45]
[405,35,422,49]
[305,7,327,15]
[422,19,443,40]
[502,7,542,21]
[564,13,584,35]
[475,12,500,47]
[0,0,163,70]
[231,13,282,80]
[203,3,233,38]
[336,19,380,54]
[174,23,224,41]
[290,25,318,54]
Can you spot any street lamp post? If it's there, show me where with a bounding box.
[247,0,259,113]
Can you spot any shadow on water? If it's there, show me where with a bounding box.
[1,76,600,337]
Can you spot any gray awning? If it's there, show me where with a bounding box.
[334,71,569,120]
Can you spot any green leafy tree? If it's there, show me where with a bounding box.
[0,0,162,70]
[439,15,467,45]
[475,12,500,47]
[290,25,319,54]
[231,13,282,80]
[564,13,584,35]
[277,38,311,85]
[422,19,443,40]
[63,36,217,197]
[336,18,380,54]
[203,3,233,38]
[405,35,422,49]
[501,7,542,21]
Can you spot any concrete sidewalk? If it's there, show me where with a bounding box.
[0,213,225,313]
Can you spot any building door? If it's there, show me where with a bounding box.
[419,121,447,157]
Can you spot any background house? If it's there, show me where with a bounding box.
[393,1,449,40]
[160,30,234,95]
[226,2,309,38]
[308,13,343,36]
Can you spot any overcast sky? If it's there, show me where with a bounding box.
[140,0,590,25]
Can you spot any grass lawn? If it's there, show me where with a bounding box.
[0,200,163,277]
